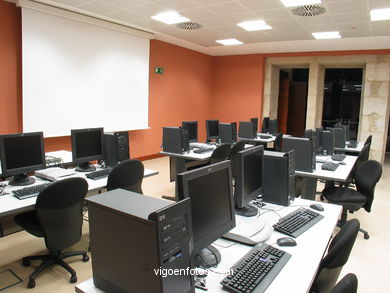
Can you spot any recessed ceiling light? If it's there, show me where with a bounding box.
[151,11,190,24]
[312,31,341,39]
[237,20,272,31]
[216,39,243,46]
[370,8,390,21]
[280,0,321,7]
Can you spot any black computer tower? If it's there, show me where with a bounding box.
[282,137,315,172]
[262,117,270,133]
[219,122,237,143]
[87,189,194,293]
[262,150,295,206]
[163,127,190,153]
[322,130,335,155]
[238,121,256,139]
[103,132,130,168]
[328,127,346,148]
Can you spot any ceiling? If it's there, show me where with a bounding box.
[22,0,390,55]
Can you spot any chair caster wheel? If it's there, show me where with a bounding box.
[23,260,31,267]
[364,233,369,240]
[83,254,89,262]
[28,280,36,288]
[70,275,77,283]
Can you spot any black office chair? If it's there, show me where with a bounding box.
[106,159,144,194]
[364,134,372,147]
[322,160,382,239]
[329,273,358,293]
[311,219,360,293]
[14,178,89,288]
[229,140,246,159]
[271,132,283,151]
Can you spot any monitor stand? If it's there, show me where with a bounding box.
[235,204,258,217]
[76,162,96,172]
[194,245,221,269]
[9,174,35,186]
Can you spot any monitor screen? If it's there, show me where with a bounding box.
[71,127,104,172]
[232,145,263,217]
[205,119,219,141]
[0,132,46,186]
[238,121,256,139]
[176,160,235,267]
[250,117,258,134]
[182,121,198,143]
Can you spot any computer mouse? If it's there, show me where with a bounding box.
[277,237,297,247]
[310,203,324,212]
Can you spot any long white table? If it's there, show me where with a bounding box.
[334,141,364,154]
[75,198,341,293]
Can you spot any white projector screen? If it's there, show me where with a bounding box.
[22,8,150,137]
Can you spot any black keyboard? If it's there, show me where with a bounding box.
[258,135,272,139]
[321,161,339,171]
[12,183,51,200]
[221,243,291,293]
[331,154,346,161]
[85,169,111,180]
[193,148,213,154]
[347,141,358,148]
[273,207,323,238]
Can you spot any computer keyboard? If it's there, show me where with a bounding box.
[321,161,339,171]
[347,140,358,148]
[193,147,213,154]
[272,207,323,238]
[258,134,272,139]
[220,243,291,293]
[12,183,51,200]
[85,168,111,180]
[331,154,346,161]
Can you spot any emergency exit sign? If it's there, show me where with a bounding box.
[155,67,164,74]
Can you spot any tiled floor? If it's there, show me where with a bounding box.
[0,156,389,292]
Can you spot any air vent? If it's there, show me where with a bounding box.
[291,5,326,17]
[176,21,202,30]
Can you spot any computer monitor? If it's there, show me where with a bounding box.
[205,119,220,142]
[261,117,270,133]
[282,136,315,172]
[176,160,235,268]
[71,127,104,172]
[250,117,258,134]
[219,123,237,143]
[231,145,263,217]
[327,127,346,148]
[0,132,46,186]
[268,119,278,135]
[182,121,198,143]
[238,121,256,139]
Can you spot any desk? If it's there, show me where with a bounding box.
[334,141,364,154]
[75,198,341,293]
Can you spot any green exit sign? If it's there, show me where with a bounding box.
[155,66,164,74]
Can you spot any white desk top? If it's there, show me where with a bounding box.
[335,141,364,153]
[75,198,341,293]
[295,154,357,181]
[240,133,276,143]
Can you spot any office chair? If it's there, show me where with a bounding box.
[14,177,89,288]
[322,160,382,239]
[329,273,358,293]
[311,219,360,293]
[267,132,283,151]
[106,159,144,194]
[364,134,372,147]
[229,140,246,159]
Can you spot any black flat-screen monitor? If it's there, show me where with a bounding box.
[182,121,198,143]
[250,117,258,134]
[262,117,270,133]
[176,160,235,268]
[282,136,315,172]
[71,127,104,172]
[219,123,236,143]
[231,145,263,217]
[0,132,46,186]
[238,121,256,139]
[268,119,278,135]
[205,119,219,141]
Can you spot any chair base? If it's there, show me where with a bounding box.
[22,250,89,288]
[337,208,369,240]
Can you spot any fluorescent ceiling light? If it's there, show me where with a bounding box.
[151,11,190,24]
[280,0,321,7]
[216,39,243,46]
[312,31,341,39]
[370,8,390,21]
[237,20,272,31]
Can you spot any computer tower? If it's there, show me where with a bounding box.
[282,137,315,172]
[238,121,256,139]
[163,127,190,153]
[87,189,194,293]
[231,122,237,142]
[268,119,278,135]
[322,130,335,155]
[261,117,270,133]
[262,150,295,206]
[328,127,346,148]
[103,132,130,168]
[219,123,237,143]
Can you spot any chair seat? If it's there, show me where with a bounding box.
[322,187,367,210]
[14,211,44,238]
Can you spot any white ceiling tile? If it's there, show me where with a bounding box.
[106,9,144,22]
[370,20,390,30]
[239,0,284,10]
[332,11,370,24]
[78,1,120,14]
[100,0,153,8]
[324,0,368,14]
[337,22,370,32]
[368,0,390,9]
[128,3,168,17]
[51,0,93,7]
[153,0,199,11]
[341,30,371,38]
[191,0,233,6]
[205,2,249,16]
[253,8,293,20]
[371,29,390,36]
[179,7,218,20]
[197,17,232,27]
[223,12,259,24]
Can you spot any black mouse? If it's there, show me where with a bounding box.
[310,203,324,211]
[277,237,297,247]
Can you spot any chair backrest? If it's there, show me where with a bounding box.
[229,141,246,159]
[364,135,372,147]
[274,132,283,152]
[36,177,88,252]
[210,143,232,164]
[106,159,144,194]
[330,273,358,293]
[314,219,360,293]
[355,160,382,212]
[347,144,370,182]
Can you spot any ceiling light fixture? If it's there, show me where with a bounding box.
[216,39,243,46]
[312,31,341,39]
[151,11,190,24]
[370,8,390,21]
[280,0,321,7]
[237,20,272,31]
